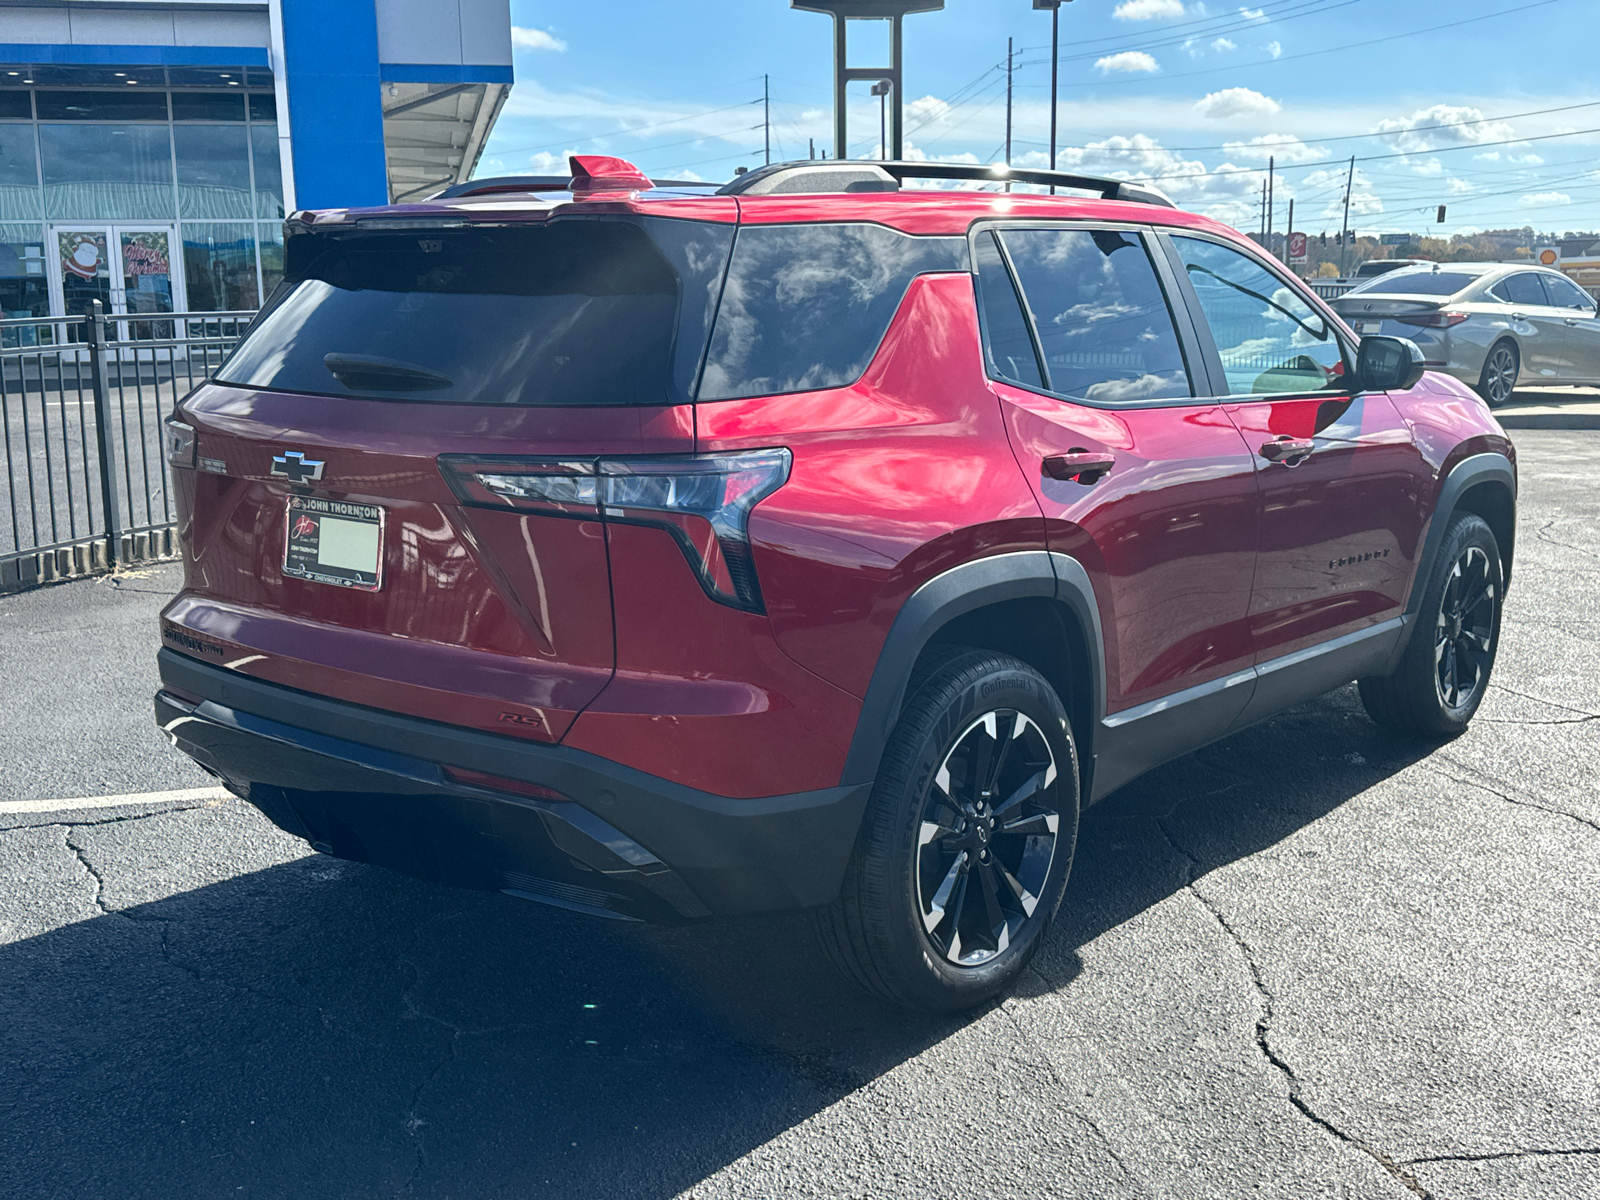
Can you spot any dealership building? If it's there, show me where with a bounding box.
[1,0,513,326]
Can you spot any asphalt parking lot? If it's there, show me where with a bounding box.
[2,428,1596,1200]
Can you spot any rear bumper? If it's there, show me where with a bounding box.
[155,649,870,922]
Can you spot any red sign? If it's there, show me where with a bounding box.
[1288,231,1308,265]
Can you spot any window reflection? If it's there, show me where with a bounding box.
[1174,236,1346,396]
[38,124,174,220]
[174,124,253,219]
[183,222,259,311]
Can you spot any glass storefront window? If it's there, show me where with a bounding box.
[248,93,277,122]
[258,220,284,297]
[0,123,41,219]
[39,124,175,219]
[174,124,253,219]
[1,222,50,336]
[172,91,245,122]
[183,222,259,311]
[251,124,283,219]
[36,90,169,121]
[0,92,31,119]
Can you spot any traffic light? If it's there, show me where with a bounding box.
[1437,205,1447,223]
[1320,231,1327,245]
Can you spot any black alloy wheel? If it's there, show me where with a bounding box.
[916,709,1061,967]
[1434,544,1497,712]
[1477,342,1518,407]
[1360,513,1502,736]
[815,648,1079,1012]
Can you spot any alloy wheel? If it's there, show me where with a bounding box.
[1484,345,1517,406]
[1435,545,1496,710]
[916,710,1061,967]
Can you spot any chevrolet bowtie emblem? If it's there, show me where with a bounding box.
[270,450,324,483]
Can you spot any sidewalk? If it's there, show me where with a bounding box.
[1496,385,1600,430]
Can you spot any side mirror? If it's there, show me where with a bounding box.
[1356,335,1425,392]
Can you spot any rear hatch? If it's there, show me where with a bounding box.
[164,203,735,743]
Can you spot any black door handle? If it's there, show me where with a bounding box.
[1259,435,1315,465]
[1043,450,1115,484]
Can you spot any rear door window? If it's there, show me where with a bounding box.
[1490,272,1549,307]
[1541,273,1596,310]
[1173,235,1347,396]
[996,227,1191,404]
[972,230,1044,389]
[698,224,967,400]
[217,216,733,406]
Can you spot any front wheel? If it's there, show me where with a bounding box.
[1476,341,1519,408]
[815,649,1079,1012]
[1359,513,1502,736]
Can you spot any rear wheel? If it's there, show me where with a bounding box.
[815,649,1079,1012]
[1359,513,1502,736]
[1476,341,1519,407]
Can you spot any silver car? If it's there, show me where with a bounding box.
[1330,262,1600,406]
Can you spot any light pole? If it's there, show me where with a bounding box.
[1033,0,1070,191]
[871,79,891,158]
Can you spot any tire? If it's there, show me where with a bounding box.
[1475,340,1519,408]
[814,649,1080,1013]
[1359,513,1502,737]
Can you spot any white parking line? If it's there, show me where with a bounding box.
[0,786,230,816]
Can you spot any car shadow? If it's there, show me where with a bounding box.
[0,685,1440,1199]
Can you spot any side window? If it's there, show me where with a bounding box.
[973,230,1044,388]
[1542,273,1596,311]
[699,224,967,401]
[1496,272,1547,307]
[1173,235,1346,396]
[999,227,1191,404]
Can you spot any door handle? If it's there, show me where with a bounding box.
[1259,435,1315,465]
[1566,317,1581,326]
[1511,312,1526,320]
[1043,449,1115,484]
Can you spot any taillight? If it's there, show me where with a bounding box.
[1396,311,1469,328]
[164,418,196,468]
[440,448,791,613]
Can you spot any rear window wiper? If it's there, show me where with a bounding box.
[323,353,453,392]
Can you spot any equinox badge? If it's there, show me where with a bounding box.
[271,450,325,483]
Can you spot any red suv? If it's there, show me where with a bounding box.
[156,156,1516,1011]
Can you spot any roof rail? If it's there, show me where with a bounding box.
[432,165,715,201]
[717,159,1175,208]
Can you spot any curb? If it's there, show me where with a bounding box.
[1497,413,1600,430]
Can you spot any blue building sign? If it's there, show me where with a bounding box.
[0,0,513,322]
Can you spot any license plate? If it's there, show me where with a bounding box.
[1358,321,1383,334]
[283,496,384,591]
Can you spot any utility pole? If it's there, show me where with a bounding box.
[1339,155,1355,278]
[1260,179,1267,242]
[1266,155,1274,260]
[1049,4,1059,190]
[1005,37,1014,167]
[1285,197,1294,268]
[764,74,770,165]
[809,136,815,159]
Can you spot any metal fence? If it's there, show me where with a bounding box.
[1,301,253,592]
[1307,280,1358,301]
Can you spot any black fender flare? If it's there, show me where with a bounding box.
[1386,450,1516,669]
[838,550,1106,788]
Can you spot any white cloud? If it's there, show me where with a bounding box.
[1211,37,1237,51]
[510,26,566,52]
[1113,0,1185,19]
[1412,158,1443,176]
[1195,87,1282,119]
[1447,178,1474,194]
[1266,40,1283,58]
[1299,165,1383,220]
[1182,38,1202,57]
[1096,51,1160,74]
[906,95,952,127]
[1521,191,1572,205]
[1373,104,1516,154]
[1221,133,1327,163]
[1239,6,1268,19]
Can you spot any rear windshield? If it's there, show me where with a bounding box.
[216,217,732,406]
[1352,271,1478,296]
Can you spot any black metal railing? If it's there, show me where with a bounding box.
[0,301,254,592]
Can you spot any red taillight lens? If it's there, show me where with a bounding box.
[439,448,792,613]
[1396,311,1469,328]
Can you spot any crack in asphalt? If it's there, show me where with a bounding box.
[1534,519,1600,564]
[2,798,222,833]
[1431,758,1600,835]
[1153,819,1431,1199]
[993,999,1149,1196]
[1486,683,1600,721]
[63,825,113,916]
[1405,1148,1600,1165]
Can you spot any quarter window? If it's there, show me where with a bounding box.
[1174,235,1346,396]
[999,227,1191,404]
[973,231,1043,388]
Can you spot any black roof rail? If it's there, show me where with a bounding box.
[716,159,1175,208]
[431,175,718,200]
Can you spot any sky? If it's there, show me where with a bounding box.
[481,0,1600,241]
